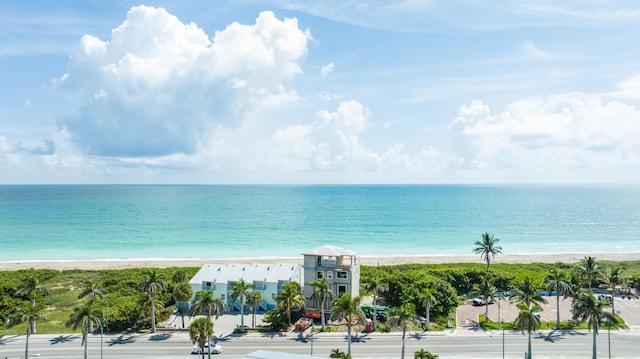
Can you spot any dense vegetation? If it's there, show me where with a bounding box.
[1,259,638,335]
[0,267,199,334]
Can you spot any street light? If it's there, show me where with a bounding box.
[105,297,109,334]
[100,322,104,359]
[501,320,505,359]
[607,318,611,359]
[310,320,314,356]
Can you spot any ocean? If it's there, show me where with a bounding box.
[1,185,639,262]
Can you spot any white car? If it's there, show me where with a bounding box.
[472,297,494,306]
[192,343,223,354]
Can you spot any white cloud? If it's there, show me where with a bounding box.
[264,100,449,177]
[269,100,378,170]
[613,74,640,100]
[56,6,311,157]
[321,62,334,77]
[521,41,550,60]
[448,89,640,171]
[318,91,342,102]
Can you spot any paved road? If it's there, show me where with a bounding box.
[1,328,638,359]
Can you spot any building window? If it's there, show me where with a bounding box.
[327,271,333,279]
[337,271,348,279]
[338,285,347,294]
[221,294,225,300]
[316,271,324,279]
[203,281,215,290]
[317,256,322,266]
[255,282,266,290]
[272,293,277,300]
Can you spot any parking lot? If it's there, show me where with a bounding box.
[457,296,640,332]
[161,311,268,339]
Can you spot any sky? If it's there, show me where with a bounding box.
[1,1,640,184]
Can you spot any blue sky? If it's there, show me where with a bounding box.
[1,1,640,184]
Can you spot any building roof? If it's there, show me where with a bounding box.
[242,350,330,359]
[189,263,301,285]
[301,244,357,257]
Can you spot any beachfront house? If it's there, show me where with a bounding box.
[188,263,303,312]
[302,244,360,312]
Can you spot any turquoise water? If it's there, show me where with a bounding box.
[1,185,639,261]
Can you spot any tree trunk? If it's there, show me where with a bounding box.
[181,307,185,329]
[555,294,561,330]
[320,301,326,330]
[252,306,256,328]
[84,330,89,359]
[150,294,157,333]
[24,329,30,359]
[31,298,37,334]
[592,327,597,359]
[373,295,378,331]
[347,322,352,355]
[426,304,431,331]
[485,302,489,322]
[401,326,406,359]
[527,330,532,359]
[240,298,245,332]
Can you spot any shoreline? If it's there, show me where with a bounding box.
[1,252,638,271]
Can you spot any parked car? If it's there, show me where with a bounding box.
[598,294,613,302]
[472,297,494,306]
[192,343,223,354]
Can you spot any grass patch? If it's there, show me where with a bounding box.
[478,314,627,331]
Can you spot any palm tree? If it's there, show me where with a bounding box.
[7,301,47,359]
[15,275,49,333]
[421,288,437,331]
[470,274,500,322]
[246,291,263,328]
[330,293,365,356]
[414,349,439,359]
[275,282,306,326]
[542,268,570,330]
[230,279,256,332]
[393,302,417,359]
[78,280,106,332]
[189,290,228,321]
[602,266,623,314]
[137,269,167,333]
[189,317,214,359]
[514,303,541,359]
[78,280,105,302]
[329,348,351,359]
[511,277,547,308]
[172,269,189,284]
[567,271,584,306]
[66,301,104,359]
[572,290,616,359]
[577,256,601,291]
[362,277,388,332]
[171,269,193,328]
[472,232,502,271]
[310,278,334,331]
[173,282,193,328]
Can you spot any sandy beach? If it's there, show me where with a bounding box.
[1,252,637,271]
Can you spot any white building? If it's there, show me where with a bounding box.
[188,263,303,312]
[302,245,360,310]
